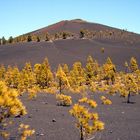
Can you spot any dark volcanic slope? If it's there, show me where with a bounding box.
[30,19,115,35]
[0,39,140,70]
[28,19,140,46]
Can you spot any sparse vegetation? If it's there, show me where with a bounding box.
[18,124,35,140]
[70,97,104,140]
[56,94,72,106]
[0,55,140,139]
[100,96,112,105]
[1,20,138,46]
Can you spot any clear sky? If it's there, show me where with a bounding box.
[0,0,140,39]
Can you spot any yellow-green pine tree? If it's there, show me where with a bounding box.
[33,58,53,88]
[56,65,69,94]
[86,56,99,84]
[70,62,86,86]
[0,65,5,80]
[130,57,138,73]
[20,63,36,90]
[70,98,104,140]
[119,73,138,103]
[102,57,116,85]
[5,66,20,88]
[62,64,69,77]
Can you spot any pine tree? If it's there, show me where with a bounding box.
[101,47,105,53]
[124,61,129,73]
[86,56,99,84]
[1,36,6,45]
[8,36,13,44]
[36,36,40,42]
[45,32,51,41]
[62,64,69,77]
[69,62,86,91]
[130,57,138,72]
[31,35,40,42]
[62,32,68,39]
[34,58,53,88]
[54,33,60,40]
[119,73,138,103]
[31,35,37,42]
[80,30,85,38]
[70,98,104,140]
[4,66,13,87]
[26,35,32,42]
[56,65,69,94]
[136,70,140,93]
[13,37,19,43]
[0,65,5,80]
[102,57,116,85]
[21,35,27,42]
[20,63,35,90]
[5,66,20,88]
[0,81,27,118]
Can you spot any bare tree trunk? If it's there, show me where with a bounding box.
[127,92,131,103]
[80,125,84,140]
[59,78,62,94]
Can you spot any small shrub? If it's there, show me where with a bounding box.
[78,97,97,108]
[100,96,112,105]
[43,87,57,94]
[0,131,10,139]
[56,94,72,106]
[101,47,105,53]
[70,103,104,140]
[18,123,35,140]
[28,89,37,100]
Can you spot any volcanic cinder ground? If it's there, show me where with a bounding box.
[0,19,140,140]
[1,92,140,140]
[0,39,140,70]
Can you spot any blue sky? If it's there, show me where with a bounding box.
[0,0,140,39]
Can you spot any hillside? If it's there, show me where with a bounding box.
[0,20,140,140]
[28,19,140,45]
[0,19,140,69]
[0,39,140,70]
